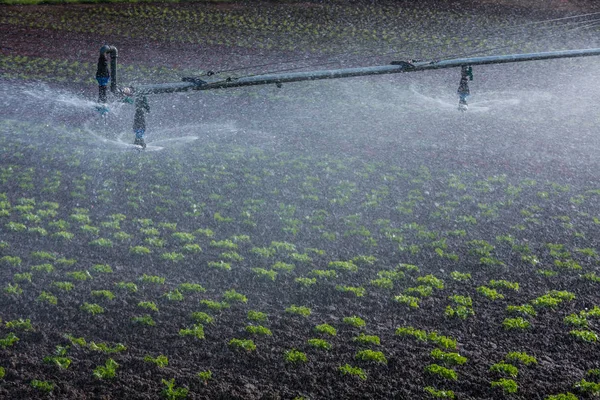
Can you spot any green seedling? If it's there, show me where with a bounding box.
[4,283,22,296]
[161,378,188,400]
[284,349,308,364]
[140,274,165,284]
[93,358,118,379]
[144,354,169,368]
[506,304,537,317]
[477,286,504,300]
[0,333,19,349]
[505,352,537,365]
[246,325,272,336]
[91,290,115,301]
[197,370,212,383]
[223,289,247,303]
[490,362,518,378]
[424,386,455,399]
[138,301,158,312]
[314,323,337,336]
[355,349,387,364]
[307,338,331,350]
[431,349,467,365]
[115,282,138,292]
[450,271,471,281]
[338,364,367,380]
[343,316,366,328]
[191,312,213,324]
[179,324,205,339]
[38,291,57,305]
[491,378,518,394]
[354,333,380,345]
[5,318,33,331]
[425,364,458,381]
[178,283,206,293]
[570,330,598,342]
[394,294,420,308]
[200,300,229,311]
[164,289,184,301]
[80,302,104,315]
[132,315,156,326]
[30,379,54,392]
[286,305,311,317]
[503,317,531,330]
[247,310,267,322]
[396,326,428,342]
[229,338,256,352]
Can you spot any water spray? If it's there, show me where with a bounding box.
[95,46,600,148]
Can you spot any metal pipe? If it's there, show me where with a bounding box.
[133,47,600,95]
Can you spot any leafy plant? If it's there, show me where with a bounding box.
[91,290,115,301]
[286,305,311,317]
[425,364,458,381]
[315,323,337,336]
[80,302,104,315]
[248,310,267,322]
[354,333,381,346]
[30,379,54,392]
[338,363,367,380]
[161,378,188,400]
[477,286,504,300]
[431,349,467,365]
[424,386,455,399]
[394,294,420,308]
[308,338,331,350]
[491,378,518,394]
[355,349,387,364]
[0,333,19,349]
[132,315,156,326]
[229,338,256,352]
[284,349,308,363]
[490,362,519,378]
[505,352,537,365]
[37,291,58,305]
[5,318,33,331]
[570,330,598,342]
[144,354,169,368]
[503,317,531,330]
[343,316,366,328]
[179,324,205,339]
[246,325,272,336]
[93,358,118,379]
[197,370,212,383]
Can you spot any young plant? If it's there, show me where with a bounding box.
[477,286,504,300]
[396,326,428,342]
[247,310,268,322]
[144,354,169,368]
[161,378,188,400]
[355,349,387,364]
[503,317,531,330]
[197,370,212,384]
[490,362,519,378]
[430,349,467,366]
[191,312,214,325]
[425,364,458,381]
[308,338,331,350]
[132,315,156,326]
[343,316,366,328]
[179,324,205,339]
[229,338,256,352]
[394,294,420,308]
[338,364,367,380]
[424,386,455,399]
[286,305,311,317]
[284,349,308,364]
[570,330,598,342]
[246,325,272,336]
[223,289,247,304]
[354,333,381,346]
[30,379,54,393]
[93,358,118,379]
[505,352,537,365]
[491,378,518,394]
[0,333,19,349]
[80,302,104,315]
[37,291,58,305]
[178,283,206,293]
